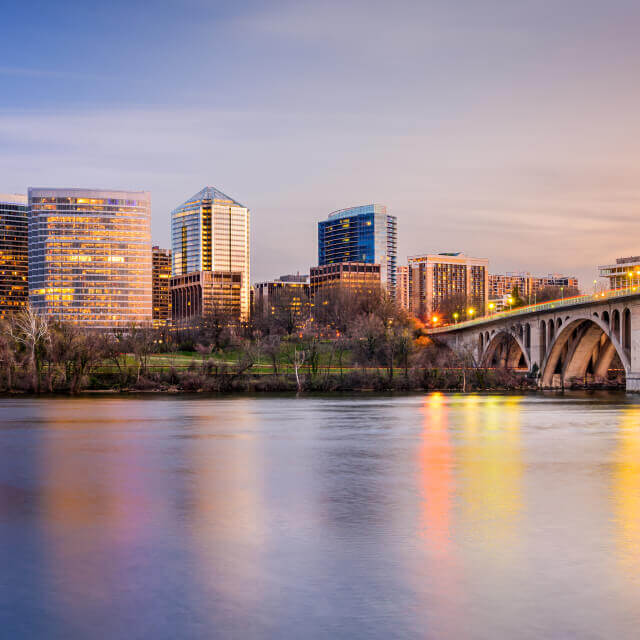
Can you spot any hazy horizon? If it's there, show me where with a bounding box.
[3,0,640,287]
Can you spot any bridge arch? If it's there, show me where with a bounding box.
[540,314,629,388]
[481,329,531,370]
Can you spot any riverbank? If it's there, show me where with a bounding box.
[0,368,547,395]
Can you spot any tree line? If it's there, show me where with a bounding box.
[0,287,535,394]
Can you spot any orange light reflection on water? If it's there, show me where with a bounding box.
[613,406,640,578]
[418,392,453,555]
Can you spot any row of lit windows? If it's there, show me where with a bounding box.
[32,196,146,205]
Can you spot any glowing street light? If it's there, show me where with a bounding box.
[488,302,495,314]
[467,307,475,318]
[452,312,459,324]
[431,315,439,326]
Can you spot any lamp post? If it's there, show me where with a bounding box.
[467,307,475,320]
[488,302,495,315]
[507,296,514,312]
[453,312,459,324]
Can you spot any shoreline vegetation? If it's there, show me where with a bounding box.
[0,287,623,395]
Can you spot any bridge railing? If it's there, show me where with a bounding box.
[428,287,639,333]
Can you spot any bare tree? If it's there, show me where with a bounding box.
[261,334,282,374]
[8,306,51,392]
[129,326,159,383]
[195,343,214,373]
[349,313,386,372]
[0,321,17,390]
[292,347,306,392]
[100,331,131,386]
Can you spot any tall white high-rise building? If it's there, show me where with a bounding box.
[170,186,250,320]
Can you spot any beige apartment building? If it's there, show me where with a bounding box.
[489,272,579,304]
[396,265,409,310]
[408,252,488,319]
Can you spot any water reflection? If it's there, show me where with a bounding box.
[614,405,640,580]
[3,394,640,638]
[419,392,453,553]
[458,396,523,551]
[185,401,269,627]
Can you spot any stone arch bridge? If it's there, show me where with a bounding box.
[428,291,640,391]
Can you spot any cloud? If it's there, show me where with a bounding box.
[1,91,639,287]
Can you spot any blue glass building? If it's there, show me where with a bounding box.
[318,204,397,296]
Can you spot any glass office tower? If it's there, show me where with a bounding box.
[318,204,397,297]
[152,246,172,327]
[171,186,250,320]
[28,188,152,328]
[0,193,28,318]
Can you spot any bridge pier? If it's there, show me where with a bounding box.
[529,319,542,376]
[626,373,640,392]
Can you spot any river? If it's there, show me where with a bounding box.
[1,393,640,638]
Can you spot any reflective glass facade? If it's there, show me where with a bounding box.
[171,271,242,322]
[318,204,397,297]
[152,246,172,326]
[0,194,28,318]
[253,276,311,320]
[310,262,381,296]
[171,186,250,319]
[28,188,152,328]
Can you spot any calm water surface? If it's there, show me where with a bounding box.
[2,393,640,639]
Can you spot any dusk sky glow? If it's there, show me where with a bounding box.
[3,0,640,285]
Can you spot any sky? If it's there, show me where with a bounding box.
[2,0,640,287]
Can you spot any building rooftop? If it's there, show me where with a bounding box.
[327,204,387,219]
[408,252,488,264]
[180,186,246,209]
[0,193,27,204]
[28,187,149,198]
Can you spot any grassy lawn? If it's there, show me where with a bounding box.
[98,345,357,374]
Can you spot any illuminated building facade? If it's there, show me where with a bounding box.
[318,204,397,297]
[396,265,409,310]
[599,257,640,290]
[171,186,250,320]
[28,188,152,328]
[310,262,381,296]
[408,252,488,319]
[489,272,579,303]
[171,271,242,322]
[152,246,171,326]
[0,193,28,318]
[253,274,310,319]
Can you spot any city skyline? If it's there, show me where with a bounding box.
[3,1,640,287]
